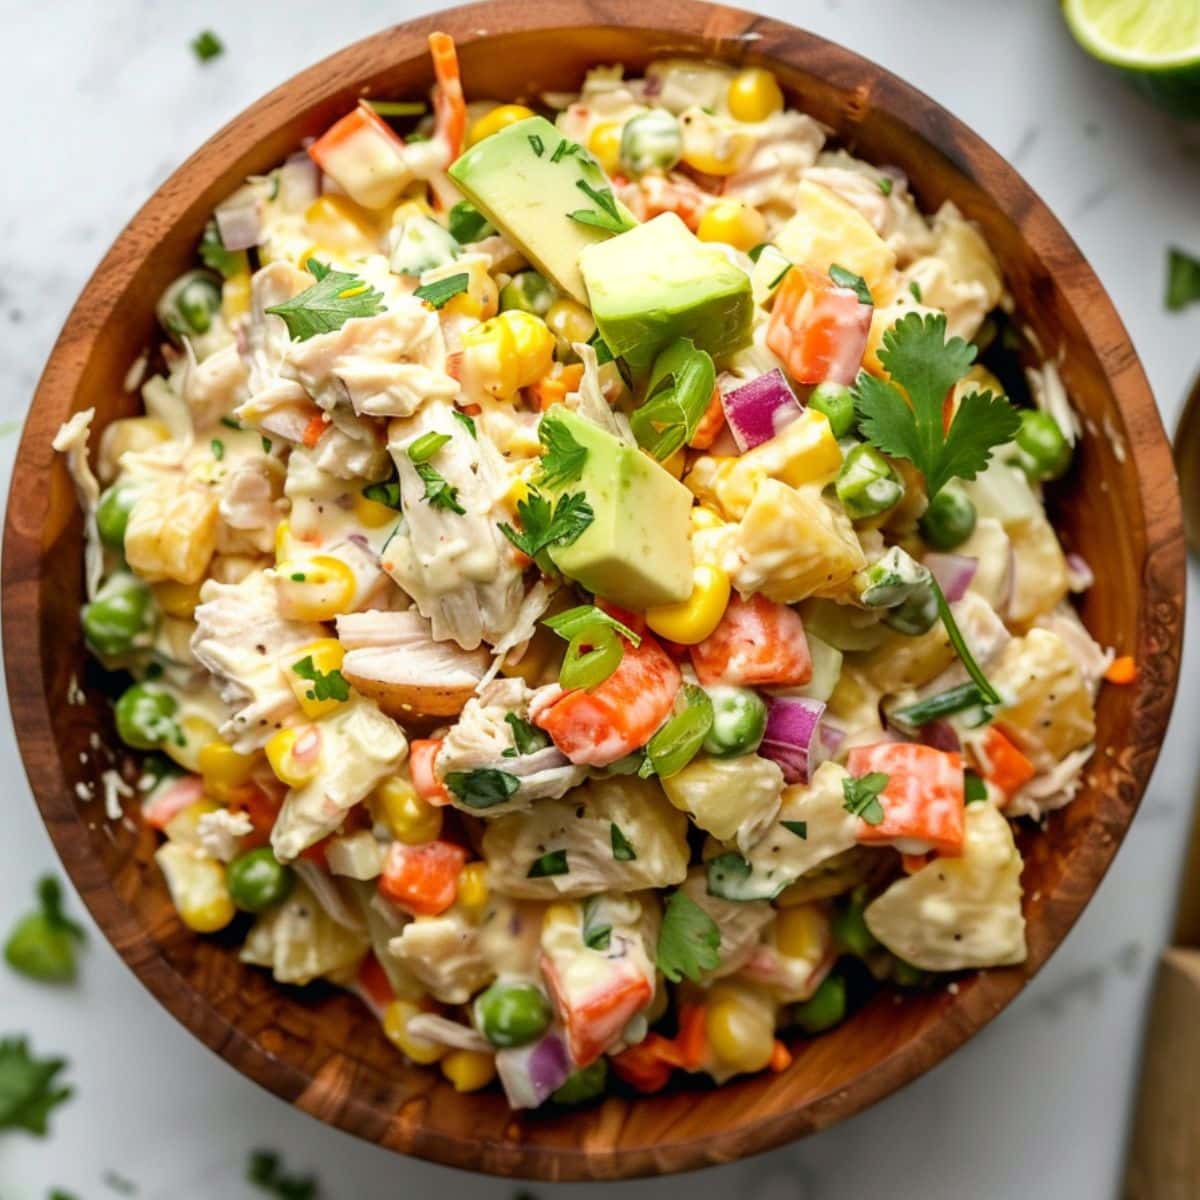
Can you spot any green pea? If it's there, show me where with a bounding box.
[620,110,682,174]
[702,686,767,757]
[96,484,139,549]
[835,443,904,519]
[81,576,154,657]
[113,683,178,751]
[808,382,856,439]
[499,270,555,317]
[1014,409,1072,481]
[474,981,552,1048]
[883,584,938,636]
[919,484,977,550]
[227,848,294,913]
[552,1058,608,1105]
[831,891,878,959]
[793,973,847,1035]
[157,269,222,341]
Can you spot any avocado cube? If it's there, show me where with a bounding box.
[448,116,636,305]
[579,213,754,372]
[543,408,692,609]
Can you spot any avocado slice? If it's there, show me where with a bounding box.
[448,116,636,305]
[579,212,754,372]
[542,408,692,609]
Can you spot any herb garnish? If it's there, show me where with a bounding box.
[210,438,225,461]
[630,337,716,461]
[266,259,385,340]
[527,849,569,878]
[528,133,545,157]
[656,891,720,983]
[291,657,350,704]
[499,490,594,574]
[878,176,894,196]
[1166,246,1200,311]
[0,1037,73,1135]
[191,30,224,63]
[413,463,465,513]
[567,180,636,235]
[535,413,588,488]
[610,823,637,861]
[781,820,808,840]
[407,431,452,463]
[829,263,873,306]
[451,409,477,438]
[503,712,550,757]
[543,604,642,647]
[4,876,85,983]
[447,201,493,244]
[842,772,889,825]
[413,272,470,310]
[444,768,521,809]
[362,480,402,510]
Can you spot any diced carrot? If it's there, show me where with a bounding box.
[978,726,1036,801]
[690,592,812,687]
[846,742,966,857]
[595,599,646,636]
[769,1039,793,1073]
[766,266,872,386]
[428,32,467,167]
[307,103,410,210]
[533,634,681,766]
[609,1034,676,1092]
[688,386,726,450]
[302,413,329,448]
[529,363,584,411]
[541,952,654,1067]
[1105,655,1137,685]
[143,774,205,830]
[378,840,468,916]
[668,1003,708,1071]
[409,738,452,806]
[357,953,396,1013]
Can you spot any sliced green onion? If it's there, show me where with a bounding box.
[931,579,1002,706]
[641,685,713,779]
[889,682,985,730]
[964,771,988,804]
[544,604,641,646]
[559,623,623,691]
[407,431,451,463]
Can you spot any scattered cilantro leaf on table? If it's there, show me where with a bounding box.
[0,1037,73,1136]
[191,30,223,62]
[1166,247,1200,311]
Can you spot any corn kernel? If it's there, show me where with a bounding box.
[377,777,443,844]
[680,110,753,176]
[383,999,447,1063]
[443,291,483,320]
[221,271,252,322]
[542,902,579,935]
[645,563,731,645]
[164,798,222,847]
[467,103,536,147]
[155,842,236,934]
[265,725,322,789]
[284,637,349,718]
[587,121,623,174]
[152,579,204,620]
[461,309,555,400]
[544,298,596,354]
[274,520,299,563]
[456,862,489,917]
[274,555,357,622]
[706,994,775,1075]
[775,904,828,961]
[198,739,257,795]
[353,489,399,529]
[727,67,784,123]
[303,194,378,254]
[441,1049,496,1092]
[691,504,724,532]
[505,473,532,510]
[697,199,767,252]
[124,487,219,585]
[163,716,221,774]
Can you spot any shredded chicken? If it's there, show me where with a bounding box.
[389,909,494,1004]
[723,110,826,216]
[216,457,285,556]
[183,341,249,431]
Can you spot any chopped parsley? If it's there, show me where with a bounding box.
[535,413,588,488]
[610,823,637,861]
[444,768,520,809]
[878,175,894,196]
[413,272,470,310]
[451,409,477,438]
[413,462,464,514]
[362,480,402,510]
[567,179,636,235]
[964,770,988,804]
[261,436,273,454]
[0,1037,73,1135]
[908,279,923,303]
[829,263,873,306]
[407,431,452,463]
[781,820,808,840]
[504,712,550,757]
[265,259,385,340]
[543,604,641,646]
[842,772,889,825]
[447,201,492,244]
[582,896,612,951]
[291,657,350,704]
[220,416,242,430]
[527,849,569,878]
[499,489,594,574]
[1166,246,1200,311]
[528,133,546,157]
[656,891,720,983]
[210,438,225,461]
[191,30,224,63]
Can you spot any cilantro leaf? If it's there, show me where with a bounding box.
[4,875,85,983]
[853,312,1020,500]
[191,30,224,62]
[584,923,612,951]
[291,656,350,703]
[1167,247,1200,311]
[266,259,385,340]
[504,712,550,757]
[413,272,470,310]
[0,1037,73,1136]
[610,823,636,861]
[499,489,594,574]
[829,263,873,306]
[781,820,808,840]
[527,849,569,878]
[842,772,889,825]
[447,202,492,244]
[630,338,716,461]
[543,604,641,647]
[362,480,402,510]
[656,891,721,983]
[535,413,588,489]
[247,1148,319,1199]
[414,461,465,514]
[199,219,243,277]
[444,768,520,809]
[451,409,477,438]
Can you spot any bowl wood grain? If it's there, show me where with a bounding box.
[1,0,1185,1179]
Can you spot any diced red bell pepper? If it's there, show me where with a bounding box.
[409,738,451,806]
[690,592,812,687]
[541,953,654,1068]
[609,1034,676,1092]
[766,266,872,386]
[534,634,681,766]
[378,840,468,916]
[978,726,1036,802]
[846,742,966,857]
[688,386,726,450]
[143,774,205,831]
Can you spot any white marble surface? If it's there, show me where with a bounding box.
[2,1,1199,1196]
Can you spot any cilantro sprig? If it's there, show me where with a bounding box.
[656,891,720,983]
[842,772,889,825]
[499,489,594,574]
[0,1037,73,1136]
[266,259,386,340]
[291,657,350,704]
[535,413,588,489]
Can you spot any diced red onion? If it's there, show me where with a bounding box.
[495,1031,571,1109]
[760,696,825,784]
[278,152,321,211]
[1065,552,1094,592]
[214,190,263,251]
[923,553,977,603]
[818,722,845,759]
[720,368,802,453]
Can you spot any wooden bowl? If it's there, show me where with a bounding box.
[2,0,1185,1180]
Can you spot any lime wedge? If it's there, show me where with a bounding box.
[1063,0,1200,118]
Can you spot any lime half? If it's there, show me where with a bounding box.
[1063,0,1200,118]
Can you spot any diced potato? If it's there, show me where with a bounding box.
[865,802,1026,971]
[124,486,219,584]
[775,180,896,291]
[661,755,784,853]
[729,480,866,604]
[988,629,1095,771]
[326,830,385,880]
[955,517,1011,610]
[1006,512,1068,629]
